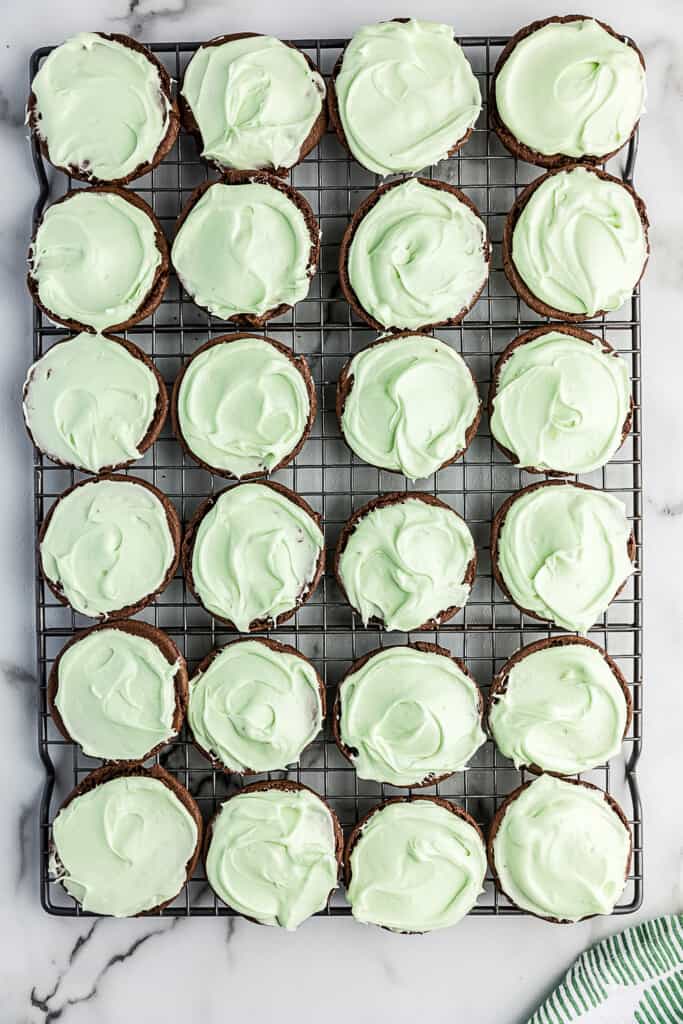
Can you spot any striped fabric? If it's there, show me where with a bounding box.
[529,916,683,1024]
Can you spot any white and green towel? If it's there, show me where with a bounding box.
[529,915,683,1024]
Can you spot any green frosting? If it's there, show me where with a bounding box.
[512,167,647,316]
[181,35,325,171]
[41,478,176,618]
[347,800,486,932]
[51,775,198,916]
[496,484,633,633]
[339,646,484,786]
[339,497,475,631]
[178,336,310,478]
[335,20,481,176]
[348,178,488,330]
[23,332,159,474]
[31,32,170,182]
[172,181,315,321]
[490,331,631,475]
[206,787,338,929]
[341,334,479,480]
[191,483,324,631]
[55,627,178,761]
[496,19,645,160]
[30,189,161,330]
[492,774,630,921]
[188,640,323,772]
[489,641,628,774]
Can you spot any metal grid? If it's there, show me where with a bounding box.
[30,37,643,918]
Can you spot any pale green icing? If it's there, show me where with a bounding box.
[191,483,324,631]
[336,20,481,176]
[341,334,479,480]
[347,800,486,932]
[489,641,628,774]
[339,497,475,631]
[206,787,338,929]
[182,35,325,171]
[492,774,630,921]
[496,484,634,633]
[340,646,484,786]
[30,190,162,330]
[348,178,488,330]
[490,331,631,475]
[51,775,198,916]
[189,640,323,772]
[178,337,310,478]
[41,478,176,618]
[172,181,315,321]
[55,627,178,761]
[23,332,159,473]
[512,167,647,316]
[496,19,645,160]
[31,32,170,182]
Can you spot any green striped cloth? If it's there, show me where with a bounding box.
[529,915,683,1024]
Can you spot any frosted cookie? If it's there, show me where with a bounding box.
[23,332,167,474]
[172,333,315,479]
[181,33,326,174]
[337,331,480,480]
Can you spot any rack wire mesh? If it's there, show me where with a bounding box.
[30,37,643,917]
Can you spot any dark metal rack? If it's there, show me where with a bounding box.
[31,37,643,917]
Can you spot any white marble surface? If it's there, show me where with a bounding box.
[0,1,681,1022]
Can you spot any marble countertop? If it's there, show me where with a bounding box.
[1,1,681,1021]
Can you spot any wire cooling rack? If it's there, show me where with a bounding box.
[30,37,643,917]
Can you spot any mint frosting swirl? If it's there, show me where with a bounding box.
[340,333,479,480]
[496,19,645,160]
[492,775,630,921]
[339,646,485,786]
[189,640,323,773]
[496,484,634,633]
[51,774,198,917]
[182,35,325,171]
[24,332,160,473]
[511,167,647,316]
[31,32,171,182]
[347,800,486,932]
[335,20,481,175]
[490,330,631,475]
[206,787,338,929]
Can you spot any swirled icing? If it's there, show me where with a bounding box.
[496,484,634,633]
[177,336,310,478]
[490,330,631,475]
[496,19,645,160]
[339,646,484,786]
[40,478,176,618]
[50,775,198,916]
[347,800,486,932]
[190,483,324,631]
[31,33,171,182]
[23,332,160,473]
[335,20,481,175]
[181,35,325,171]
[489,640,628,774]
[492,774,630,921]
[338,497,475,631]
[206,787,338,929]
[172,181,315,321]
[188,640,323,772]
[511,167,647,316]
[30,189,162,330]
[340,334,479,480]
[55,627,179,761]
[348,178,488,330]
